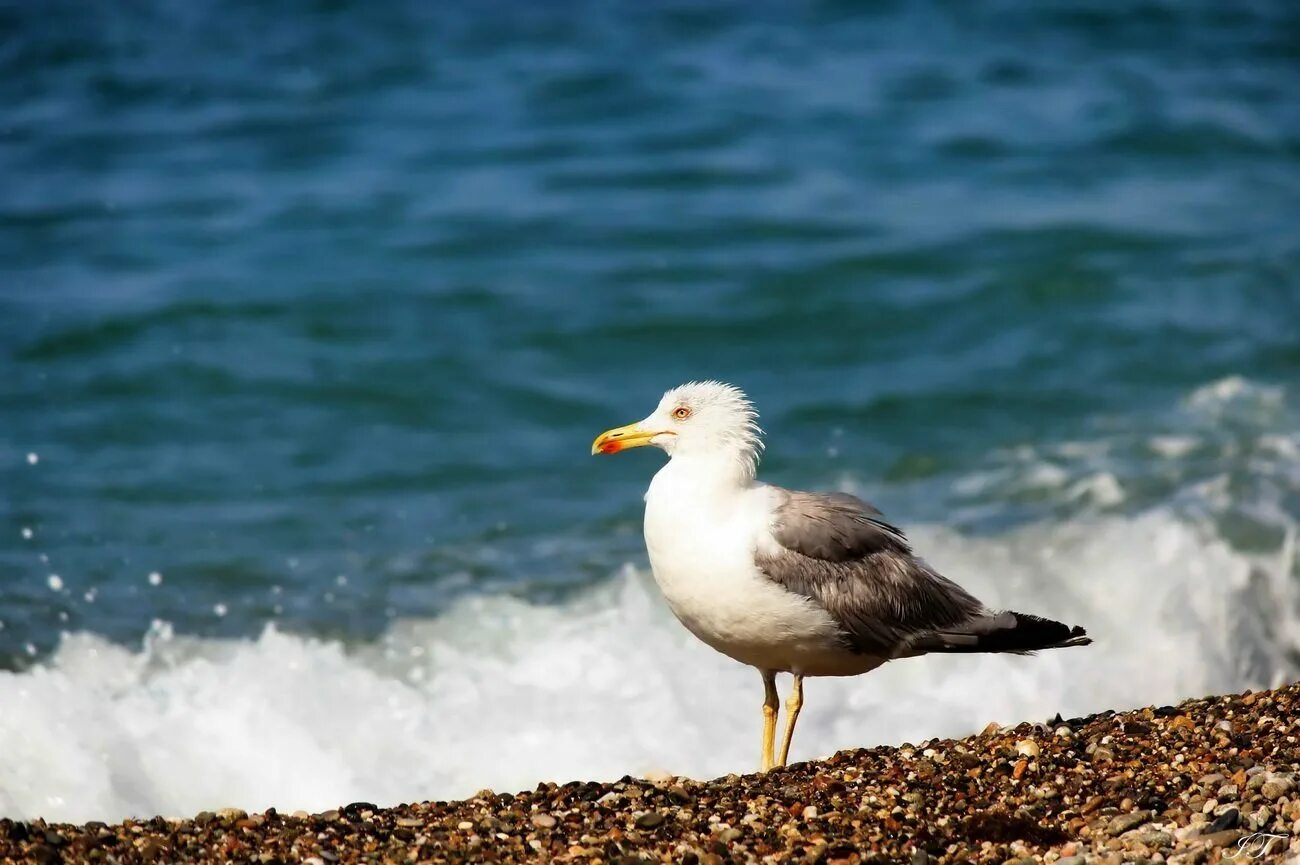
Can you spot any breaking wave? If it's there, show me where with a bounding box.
[2,508,1295,823]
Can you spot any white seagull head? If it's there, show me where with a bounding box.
[592,381,764,478]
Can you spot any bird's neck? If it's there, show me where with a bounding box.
[651,450,756,501]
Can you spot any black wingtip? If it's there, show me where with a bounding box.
[987,613,1092,653]
[1052,623,1091,648]
[909,612,1092,655]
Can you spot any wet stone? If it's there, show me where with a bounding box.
[1207,808,1240,832]
[634,811,664,829]
[342,802,377,818]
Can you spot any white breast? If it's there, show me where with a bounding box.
[642,465,874,677]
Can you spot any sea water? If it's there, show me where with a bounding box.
[2,1,1298,823]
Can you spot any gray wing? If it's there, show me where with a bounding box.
[755,488,997,658]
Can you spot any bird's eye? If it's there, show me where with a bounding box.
[672,406,691,420]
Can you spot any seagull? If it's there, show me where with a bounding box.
[592,381,1091,772]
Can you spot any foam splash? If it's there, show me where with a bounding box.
[1,510,1296,824]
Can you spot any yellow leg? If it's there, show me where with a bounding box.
[760,670,779,772]
[777,674,804,767]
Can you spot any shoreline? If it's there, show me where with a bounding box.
[3,684,1297,863]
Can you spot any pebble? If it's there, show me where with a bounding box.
[1206,808,1240,832]
[1196,829,1243,848]
[634,811,665,829]
[1131,829,1173,848]
[1261,776,1293,800]
[1109,811,1152,834]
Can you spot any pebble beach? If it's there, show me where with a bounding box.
[4,683,1297,864]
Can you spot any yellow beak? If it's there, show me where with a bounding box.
[591,423,662,455]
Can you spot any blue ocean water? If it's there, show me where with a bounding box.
[2,1,1299,821]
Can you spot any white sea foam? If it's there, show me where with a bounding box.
[1149,435,1199,460]
[1065,472,1125,507]
[1,511,1296,824]
[1185,375,1285,415]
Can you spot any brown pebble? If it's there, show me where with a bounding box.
[811,774,839,792]
[1109,811,1153,834]
[1197,828,1244,847]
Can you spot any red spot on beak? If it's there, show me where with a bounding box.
[599,441,622,454]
